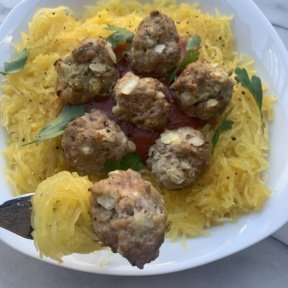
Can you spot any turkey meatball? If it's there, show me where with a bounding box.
[130,11,180,77]
[112,72,171,131]
[171,61,234,120]
[61,110,135,174]
[147,127,210,190]
[55,38,119,104]
[90,169,167,269]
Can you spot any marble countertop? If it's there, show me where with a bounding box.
[0,0,288,287]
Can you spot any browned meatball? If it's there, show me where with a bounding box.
[130,11,180,77]
[61,110,135,174]
[112,72,171,131]
[90,169,167,269]
[147,127,210,190]
[55,38,119,104]
[171,62,234,120]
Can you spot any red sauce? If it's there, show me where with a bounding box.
[114,43,127,59]
[165,89,201,130]
[85,94,198,162]
[85,98,160,162]
[84,40,199,162]
[85,97,115,120]
[179,37,187,58]
[117,120,160,162]
[115,43,133,77]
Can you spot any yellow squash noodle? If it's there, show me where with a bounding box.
[32,171,101,262]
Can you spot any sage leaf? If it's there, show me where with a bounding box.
[24,104,85,145]
[186,35,201,50]
[169,35,201,83]
[106,24,134,48]
[0,49,29,75]
[178,49,200,70]
[103,152,145,174]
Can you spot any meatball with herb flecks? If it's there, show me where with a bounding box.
[171,61,234,120]
[130,10,180,77]
[90,169,167,269]
[55,38,119,104]
[112,71,171,131]
[61,110,135,175]
[147,127,210,190]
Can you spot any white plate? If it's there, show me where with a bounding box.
[1,0,288,276]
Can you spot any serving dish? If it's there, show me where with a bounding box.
[0,0,288,276]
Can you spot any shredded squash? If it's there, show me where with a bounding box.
[32,171,101,261]
[0,0,275,258]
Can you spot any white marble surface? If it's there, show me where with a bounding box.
[0,0,288,287]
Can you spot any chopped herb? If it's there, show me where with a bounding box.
[235,67,263,117]
[169,35,201,83]
[105,24,134,48]
[24,104,85,145]
[103,152,145,174]
[211,107,234,154]
[0,49,29,75]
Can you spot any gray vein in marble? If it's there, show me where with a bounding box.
[0,5,10,24]
[272,225,288,246]
[254,0,288,29]
[270,235,288,248]
[273,23,288,31]
[273,26,288,49]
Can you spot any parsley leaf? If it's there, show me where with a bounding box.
[0,49,29,75]
[211,107,234,154]
[169,35,201,83]
[106,24,134,48]
[24,104,85,145]
[235,67,263,117]
[103,152,145,174]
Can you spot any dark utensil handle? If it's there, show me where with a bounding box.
[0,195,33,239]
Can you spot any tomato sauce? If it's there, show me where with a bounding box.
[85,40,199,162]
[85,95,199,162]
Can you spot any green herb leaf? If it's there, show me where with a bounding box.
[169,69,178,84]
[0,49,29,75]
[106,24,134,48]
[103,160,121,173]
[178,49,200,70]
[169,35,201,83]
[103,152,145,174]
[235,67,263,116]
[24,104,85,145]
[211,107,234,154]
[186,35,201,51]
